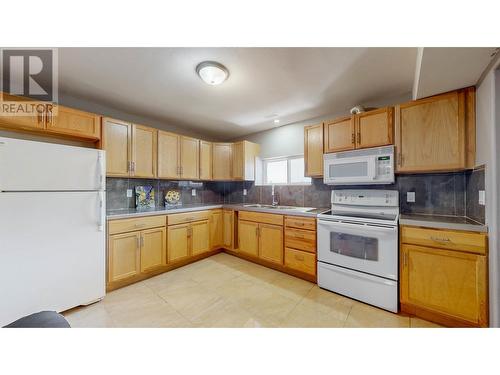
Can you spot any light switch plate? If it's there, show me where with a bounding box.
[479,190,485,206]
[126,189,133,198]
[407,192,415,203]
[243,189,247,196]
[191,189,196,197]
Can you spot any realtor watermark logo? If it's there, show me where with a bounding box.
[0,48,58,116]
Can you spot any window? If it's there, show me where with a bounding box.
[263,155,311,185]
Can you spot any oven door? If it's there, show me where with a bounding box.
[317,219,398,280]
[323,155,377,185]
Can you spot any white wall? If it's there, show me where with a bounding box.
[475,64,499,327]
[236,92,411,158]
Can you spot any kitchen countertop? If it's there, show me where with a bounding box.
[107,203,329,220]
[399,214,488,233]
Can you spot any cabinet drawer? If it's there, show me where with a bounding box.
[284,216,316,231]
[109,215,166,235]
[284,248,316,276]
[168,210,210,225]
[239,211,283,225]
[401,226,487,255]
[285,228,316,253]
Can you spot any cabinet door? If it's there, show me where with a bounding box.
[108,232,140,283]
[47,105,100,140]
[191,220,210,256]
[232,141,244,180]
[212,143,232,180]
[401,244,487,326]
[140,227,166,273]
[238,220,259,256]
[158,131,180,179]
[210,210,223,249]
[304,123,323,177]
[324,116,355,153]
[395,91,465,172]
[0,92,45,131]
[199,141,213,180]
[103,118,132,177]
[223,210,234,249]
[131,124,157,178]
[259,223,283,265]
[355,107,393,149]
[167,224,190,263]
[180,136,200,180]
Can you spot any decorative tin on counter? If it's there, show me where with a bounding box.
[165,190,181,208]
[135,186,155,209]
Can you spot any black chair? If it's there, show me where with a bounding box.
[3,311,71,328]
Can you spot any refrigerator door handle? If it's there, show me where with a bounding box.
[97,191,104,232]
[97,152,105,191]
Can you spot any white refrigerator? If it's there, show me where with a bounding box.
[0,136,106,326]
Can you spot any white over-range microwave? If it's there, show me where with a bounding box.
[323,145,395,185]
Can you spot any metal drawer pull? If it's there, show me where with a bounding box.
[295,254,305,261]
[430,236,451,242]
[293,233,305,239]
[134,223,147,227]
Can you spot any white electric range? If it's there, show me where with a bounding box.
[317,189,399,313]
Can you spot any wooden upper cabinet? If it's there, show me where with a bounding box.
[324,117,355,153]
[199,141,213,180]
[304,123,323,177]
[180,136,199,180]
[103,117,132,177]
[158,131,180,179]
[232,140,260,181]
[355,107,393,149]
[47,105,101,140]
[212,142,232,180]
[0,93,45,130]
[131,124,157,178]
[395,88,475,173]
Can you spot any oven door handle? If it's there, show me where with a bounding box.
[318,220,397,233]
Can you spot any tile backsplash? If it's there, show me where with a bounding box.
[106,167,486,224]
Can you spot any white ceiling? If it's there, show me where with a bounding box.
[58,48,418,140]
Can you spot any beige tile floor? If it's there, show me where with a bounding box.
[63,253,441,328]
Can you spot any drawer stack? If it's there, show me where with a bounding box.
[284,216,317,278]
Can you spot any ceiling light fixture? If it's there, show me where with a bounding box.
[196,61,229,85]
[273,119,280,124]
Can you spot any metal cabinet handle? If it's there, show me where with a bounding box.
[430,236,451,242]
[135,223,146,228]
[357,132,361,144]
[136,236,141,249]
[351,133,355,145]
[141,235,144,247]
[403,252,408,267]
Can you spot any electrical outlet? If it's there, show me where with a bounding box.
[243,189,247,196]
[479,190,485,206]
[406,192,415,203]
[126,189,133,198]
[191,189,196,197]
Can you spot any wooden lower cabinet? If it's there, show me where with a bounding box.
[140,227,166,273]
[238,220,259,256]
[191,220,210,256]
[259,224,283,264]
[223,209,235,249]
[210,210,223,250]
[108,232,141,283]
[400,225,488,327]
[167,223,190,263]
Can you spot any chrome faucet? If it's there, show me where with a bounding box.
[271,184,279,206]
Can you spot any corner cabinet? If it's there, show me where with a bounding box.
[395,88,475,173]
[212,143,233,180]
[304,123,324,177]
[199,141,213,180]
[232,141,260,181]
[400,225,488,327]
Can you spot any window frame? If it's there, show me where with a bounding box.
[262,154,311,186]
